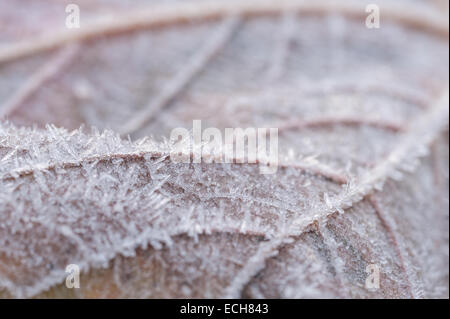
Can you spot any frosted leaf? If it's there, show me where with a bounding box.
[0,0,448,299]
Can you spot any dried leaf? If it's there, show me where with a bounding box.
[0,0,448,298]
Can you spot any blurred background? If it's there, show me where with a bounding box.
[0,0,448,148]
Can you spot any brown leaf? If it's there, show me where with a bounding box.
[0,0,448,298]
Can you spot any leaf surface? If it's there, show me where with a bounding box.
[0,0,448,298]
